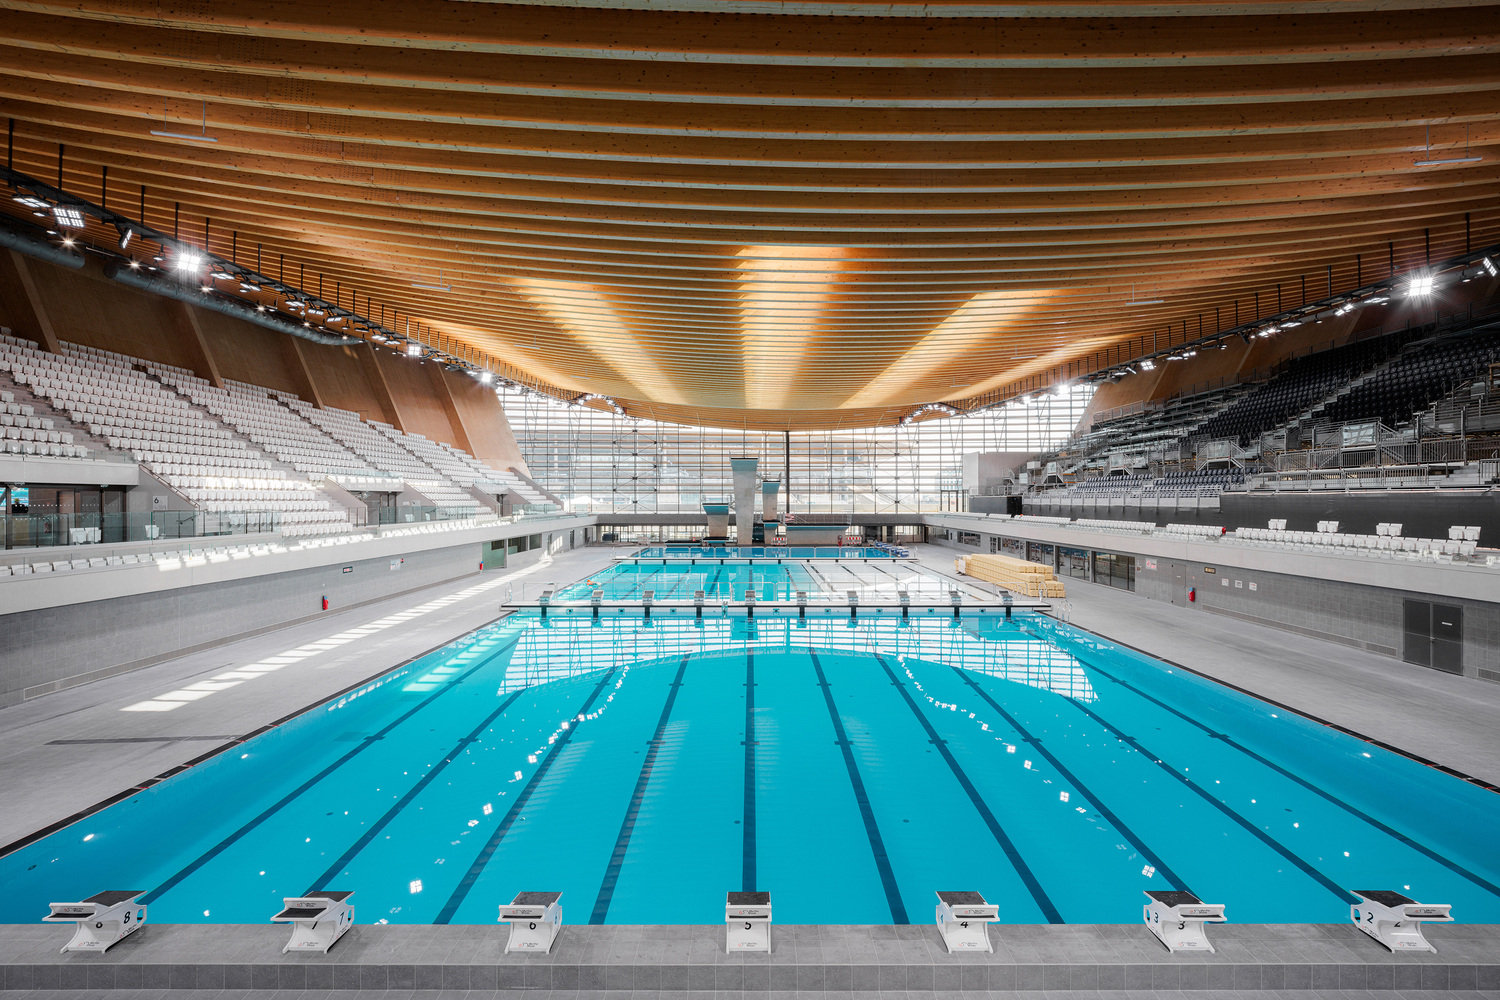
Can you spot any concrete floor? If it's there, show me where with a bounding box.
[3,992,1499,1000]
[913,543,1500,785]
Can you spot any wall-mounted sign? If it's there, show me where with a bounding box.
[342,566,353,574]
[1203,566,1216,574]
[1144,559,1157,571]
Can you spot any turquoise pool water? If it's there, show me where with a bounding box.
[3,594,1497,927]
[554,559,950,602]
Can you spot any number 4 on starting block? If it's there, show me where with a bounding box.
[935,891,1000,953]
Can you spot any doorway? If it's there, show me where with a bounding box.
[1403,600,1464,674]
[1169,562,1188,605]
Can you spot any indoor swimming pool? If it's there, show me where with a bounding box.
[632,546,895,559]
[2,584,1497,928]
[553,559,949,603]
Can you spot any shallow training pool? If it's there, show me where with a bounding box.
[632,545,894,560]
[2,591,1497,927]
[554,558,943,602]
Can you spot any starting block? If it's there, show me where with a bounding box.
[1351,890,1452,953]
[272,891,354,954]
[935,891,999,953]
[44,891,146,954]
[1144,890,1226,953]
[726,891,771,953]
[500,891,563,954]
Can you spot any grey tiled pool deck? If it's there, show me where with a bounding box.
[2,923,1498,993]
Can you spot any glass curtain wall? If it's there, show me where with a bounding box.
[497,384,1092,514]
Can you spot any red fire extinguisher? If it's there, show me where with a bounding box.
[1188,587,1196,603]
[321,595,329,611]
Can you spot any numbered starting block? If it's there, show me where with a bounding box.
[272,891,354,953]
[935,891,999,953]
[726,891,771,953]
[500,891,563,954]
[1351,890,1452,953]
[44,891,146,954]
[1144,890,1226,953]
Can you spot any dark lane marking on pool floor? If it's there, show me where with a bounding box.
[1062,646,1500,900]
[1062,687,1357,904]
[872,653,1063,923]
[809,651,909,924]
[436,666,622,923]
[590,654,691,924]
[742,650,757,893]
[947,665,1193,895]
[144,636,522,905]
[306,687,529,894]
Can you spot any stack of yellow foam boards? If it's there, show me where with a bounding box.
[958,552,1065,599]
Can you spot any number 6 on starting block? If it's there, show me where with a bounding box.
[500,891,563,954]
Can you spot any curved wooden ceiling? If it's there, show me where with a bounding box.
[1,0,1498,429]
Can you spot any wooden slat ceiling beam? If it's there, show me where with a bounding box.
[1,0,1497,429]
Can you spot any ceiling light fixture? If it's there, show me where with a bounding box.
[173,249,204,273]
[52,205,86,228]
[1125,282,1164,306]
[1413,123,1481,167]
[412,267,451,292]
[151,99,219,142]
[11,194,48,209]
[575,392,623,414]
[1406,273,1435,297]
[899,402,959,426]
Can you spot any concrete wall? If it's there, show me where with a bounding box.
[0,541,482,708]
[0,511,597,706]
[1014,489,1500,541]
[1141,558,1500,682]
[925,512,1500,681]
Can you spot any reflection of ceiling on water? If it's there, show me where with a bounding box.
[498,616,1095,702]
[556,559,964,603]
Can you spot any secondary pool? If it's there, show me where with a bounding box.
[632,545,895,560]
[2,595,1497,927]
[554,559,947,603]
